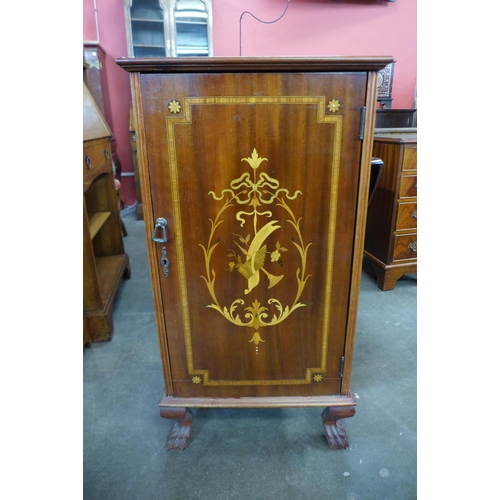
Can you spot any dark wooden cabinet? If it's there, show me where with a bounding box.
[364,132,417,290]
[117,56,394,449]
[83,83,131,343]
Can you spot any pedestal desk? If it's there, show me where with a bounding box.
[117,56,394,450]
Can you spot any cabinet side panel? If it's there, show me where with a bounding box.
[131,72,175,394]
[340,70,378,395]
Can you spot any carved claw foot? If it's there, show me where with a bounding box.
[160,407,194,450]
[321,406,355,450]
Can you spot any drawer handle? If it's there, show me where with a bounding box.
[84,155,91,169]
[412,211,417,220]
[408,241,417,252]
[104,149,110,160]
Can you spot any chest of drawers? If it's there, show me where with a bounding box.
[118,56,394,450]
[364,133,417,290]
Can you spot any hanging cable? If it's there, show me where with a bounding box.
[239,0,291,56]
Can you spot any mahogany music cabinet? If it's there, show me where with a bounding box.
[117,56,394,450]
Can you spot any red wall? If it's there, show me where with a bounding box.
[83,0,135,206]
[83,0,416,207]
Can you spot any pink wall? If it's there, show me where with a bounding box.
[83,0,416,206]
[213,0,416,108]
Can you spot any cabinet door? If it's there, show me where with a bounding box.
[140,71,367,399]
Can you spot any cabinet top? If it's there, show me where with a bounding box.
[116,56,395,74]
[374,132,417,144]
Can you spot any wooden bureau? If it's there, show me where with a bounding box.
[364,132,417,290]
[83,83,131,343]
[117,56,394,450]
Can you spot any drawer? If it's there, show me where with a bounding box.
[399,175,417,198]
[84,142,112,175]
[402,146,417,171]
[393,233,417,261]
[396,202,417,231]
[83,142,112,185]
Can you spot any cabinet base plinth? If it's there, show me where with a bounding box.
[158,391,357,450]
[365,252,416,291]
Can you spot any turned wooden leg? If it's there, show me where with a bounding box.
[160,407,194,450]
[321,406,356,450]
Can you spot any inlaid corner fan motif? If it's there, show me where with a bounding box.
[199,148,312,347]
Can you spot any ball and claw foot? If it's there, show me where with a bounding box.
[321,406,356,450]
[160,407,194,450]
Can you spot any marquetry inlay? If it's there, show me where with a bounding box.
[167,99,182,114]
[327,99,341,113]
[199,148,311,347]
[165,95,343,386]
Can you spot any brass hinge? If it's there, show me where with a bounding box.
[358,106,366,140]
[339,356,345,378]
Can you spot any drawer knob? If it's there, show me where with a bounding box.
[408,241,417,252]
[412,211,417,220]
[104,149,109,160]
[84,155,91,169]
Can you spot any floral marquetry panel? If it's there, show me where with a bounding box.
[134,69,369,399]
